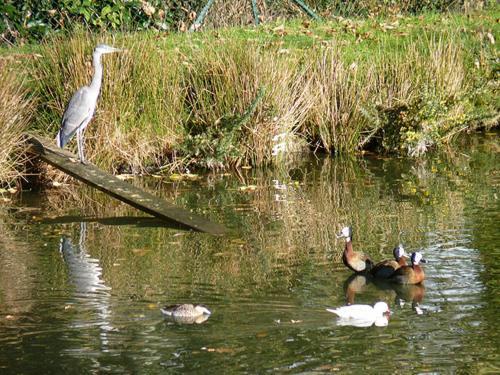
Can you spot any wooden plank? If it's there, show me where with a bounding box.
[26,134,227,235]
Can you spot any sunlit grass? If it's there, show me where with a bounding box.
[0,61,32,187]
[0,7,497,181]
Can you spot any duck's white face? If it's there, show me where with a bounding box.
[194,305,211,315]
[338,226,351,239]
[394,245,406,259]
[373,301,390,315]
[412,252,424,265]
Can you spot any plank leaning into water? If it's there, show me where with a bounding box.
[26,134,226,235]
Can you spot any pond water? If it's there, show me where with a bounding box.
[0,133,498,373]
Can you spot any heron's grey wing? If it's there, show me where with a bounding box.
[58,87,94,147]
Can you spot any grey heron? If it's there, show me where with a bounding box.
[56,44,122,163]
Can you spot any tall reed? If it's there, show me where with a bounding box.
[22,10,497,175]
[31,33,186,173]
[0,61,32,186]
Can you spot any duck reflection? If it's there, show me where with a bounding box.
[344,273,425,314]
[392,283,425,314]
[59,222,113,345]
[344,274,369,305]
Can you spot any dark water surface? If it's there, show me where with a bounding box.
[0,133,498,373]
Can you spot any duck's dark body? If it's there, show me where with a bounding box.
[390,264,425,284]
[371,255,407,279]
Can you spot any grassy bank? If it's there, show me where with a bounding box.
[0,61,32,186]
[0,8,498,184]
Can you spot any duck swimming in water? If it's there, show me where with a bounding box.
[371,244,407,279]
[326,301,390,327]
[389,251,427,285]
[161,304,211,324]
[337,226,373,273]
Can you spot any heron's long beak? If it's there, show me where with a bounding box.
[101,46,123,54]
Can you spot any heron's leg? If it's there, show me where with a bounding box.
[80,129,86,164]
[76,129,82,161]
[79,222,87,250]
[76,128,86,164]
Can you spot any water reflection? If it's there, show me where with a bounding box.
[336,314,389,328]
[344,272,426,315]
[344,274,369,304]
[59,222,114,347]
[0,231,36,322]
[0,132,497,373]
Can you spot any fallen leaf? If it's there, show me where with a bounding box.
[486,32,495,44]
[169,173,183,181]
[204,347,235,354]
[183,173,200,180]
[116,174,134,180]
[273,24,285,33]
[238,185,258,191]
[131,248,149,256]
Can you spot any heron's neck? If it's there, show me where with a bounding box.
[90,52,103,93]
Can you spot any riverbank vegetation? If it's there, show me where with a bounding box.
[0,4,498,186]
[0,64,31,186]
[2,1,489,44]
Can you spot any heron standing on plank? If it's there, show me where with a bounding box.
[56,44,122,163]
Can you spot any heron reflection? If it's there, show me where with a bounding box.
[59,222,113,346]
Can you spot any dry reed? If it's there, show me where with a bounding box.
[16,10,497,177]
[0,60,32,187]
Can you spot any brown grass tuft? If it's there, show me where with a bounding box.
[0,60,32,187]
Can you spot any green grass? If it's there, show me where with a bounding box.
[0,7,498,183]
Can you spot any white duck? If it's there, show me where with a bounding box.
[326,301,390,327]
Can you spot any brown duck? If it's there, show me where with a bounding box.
[371,244,407,279]
[389,251,427,285]
[337,226,373,273]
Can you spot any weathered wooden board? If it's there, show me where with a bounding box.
[26,134,226,235]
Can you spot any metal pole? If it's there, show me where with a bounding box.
[251,0,260,25]
[291,0,320,20]
[189,0,216,32]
